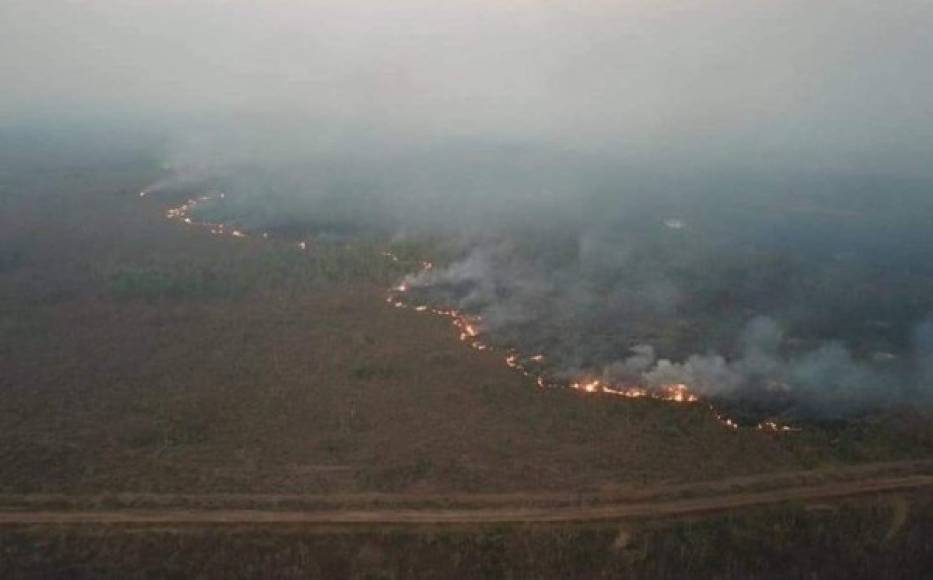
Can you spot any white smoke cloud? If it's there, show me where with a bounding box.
[6,1,933,420]
[409,238,933,419]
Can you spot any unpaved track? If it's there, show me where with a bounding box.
[2,474,932,527]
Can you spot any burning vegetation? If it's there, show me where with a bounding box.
[154,189,803,433]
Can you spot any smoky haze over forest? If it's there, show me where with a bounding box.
[3,0,932,167]
[3,0,933,419]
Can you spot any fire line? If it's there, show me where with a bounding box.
[149,189,796,434]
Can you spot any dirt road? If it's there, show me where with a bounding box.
[2,470,931,527]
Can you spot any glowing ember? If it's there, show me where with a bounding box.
[142,187,796,435]
[380,270,791,432]
[657,383,699,403]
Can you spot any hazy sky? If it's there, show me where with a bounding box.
[2,1,932,173]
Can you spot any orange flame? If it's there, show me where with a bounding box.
[145,189,797,435]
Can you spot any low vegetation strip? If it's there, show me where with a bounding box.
[1,459,930,513]
[2,473,932,527]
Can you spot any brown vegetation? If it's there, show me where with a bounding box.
[3,161,933,498]
[2,491,933,579]
[3,160,933,578]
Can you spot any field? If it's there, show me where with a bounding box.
[2,157,933,576]
[2,493,933,579]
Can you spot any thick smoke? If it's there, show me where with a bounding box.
[638,317,898,418]
[6,1,933,420]
[145,124,933,419]
[404,236,933,420]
